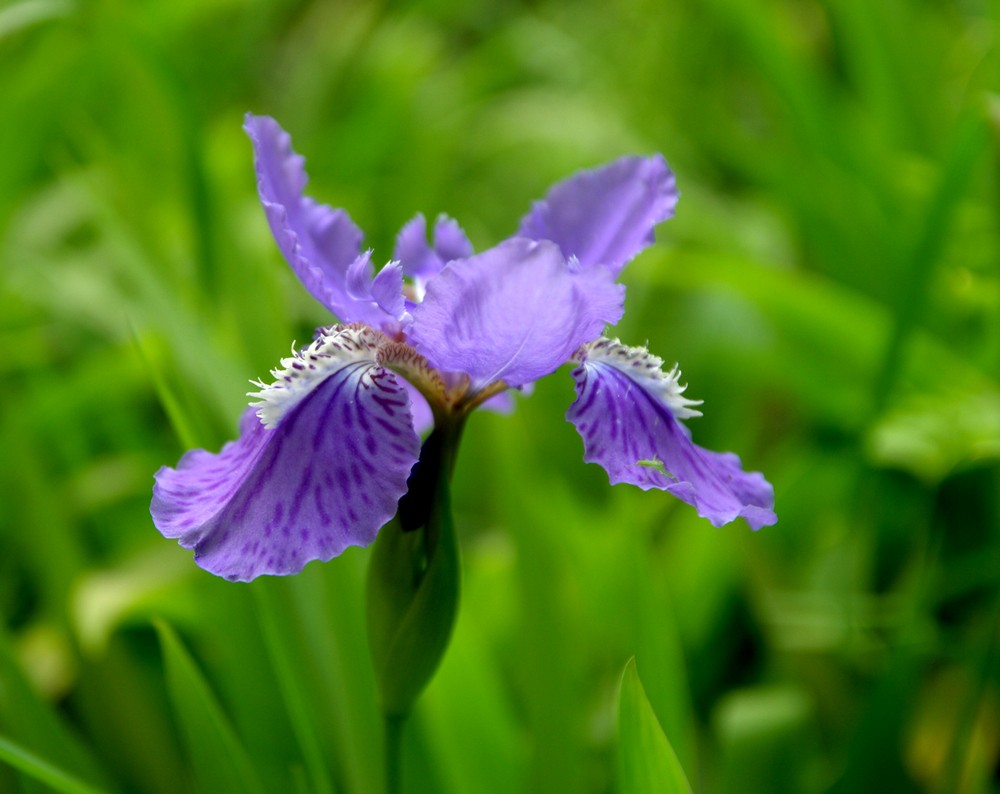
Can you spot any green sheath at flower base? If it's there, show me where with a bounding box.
[365,429,461,717]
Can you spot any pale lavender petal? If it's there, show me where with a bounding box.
[410,238,624,389]
[244,114,403,326]
[566,338,776,530]
[345,253,406,319]
[370,262,406,318]
[400,379,434,436]
[345,251,376,301]
[476,383,533,415]
[518,155,678,276]
[480,390,515,414]
[394,214,437,278]
[433,215,473,263]
[393,213,474,280]
[151,326,421,581]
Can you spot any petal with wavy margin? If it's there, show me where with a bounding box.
[566,338,775,529]
[519,155,678,276]
[152,326,420,580]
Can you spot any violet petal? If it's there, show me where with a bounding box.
[433,214,473,263]
[151,327,420,581]
[393,213,474,281]
[566,338,776,529]
[394,214,437,278]
[244,114,403,325]
[518,155,678,276]
[410,238,623,389]
[399,379,434,436]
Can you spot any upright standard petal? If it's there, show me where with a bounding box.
[566,338,776,530]
[244,114,403,326]
[151,325,421,581]
[345,252,407,320]
[410,238,624,389]
[518,155,678,276]
[393,213,474,280]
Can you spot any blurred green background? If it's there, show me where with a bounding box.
[2,0,999,791]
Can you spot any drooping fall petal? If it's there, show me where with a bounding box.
[151,326,421,581]
[566,338,776,529]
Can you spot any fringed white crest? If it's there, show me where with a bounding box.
[248,324,385,428]
[574,337,703,420]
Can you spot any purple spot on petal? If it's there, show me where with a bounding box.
[336,469,351,500]
[375,416,402,436]
[357,407,371,433]
[313,484,331,527]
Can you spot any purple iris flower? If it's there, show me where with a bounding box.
[151,114,776,582]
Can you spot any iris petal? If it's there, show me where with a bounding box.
[345,252,406,319]
[566,338,776,529]
[518,155,678,276]
[151,327,421,581]
[432,215,474,263]
[244,114,403,326]
[394,214,438,278]
[393,213,474,280]
[410,238,624,389]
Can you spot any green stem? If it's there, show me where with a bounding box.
[383,713,406,794]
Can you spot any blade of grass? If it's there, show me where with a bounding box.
[871,111,989,416]
[0,627,109,791]
[155,620,265,794]
[0,735,108,794]
[506,493,586,792]
[252,583,335,794]
[646,246,999,429]
[287,563,382,794]
[417,575,522,794]
[699,0,838,164]
[938,591,1000,794]
[617,658,693,794]
[129,325,203,452]
[0,0,71,40]
[631,544,695,777]
[830,0,935,153]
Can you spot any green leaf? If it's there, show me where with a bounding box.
[0,734,107,794]
[870,111,988,415]
[284,567,382,794]
[649,247,998,432]
[0,0,71,42]
[0,627,110,792]
[251,586,335,794]
[129,327,203,453]
[418,559,523,794]
[713,686,816,794]
[155,620,265,794]
[617,658,693,794]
